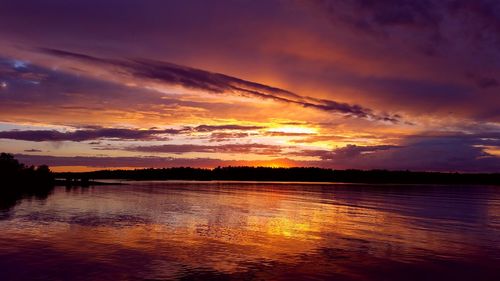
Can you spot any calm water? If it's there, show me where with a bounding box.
[1,182,499,281]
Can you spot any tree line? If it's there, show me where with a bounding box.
[0,153,54,211]
[57,166,500,185]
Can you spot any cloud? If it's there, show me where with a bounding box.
[295,145,400,160]
[289,134,379,144]
[447,0,500,45]
[324,144,401,160]
[126,143,283,155]
[0,58,48,87]
[38,48,402,122]
[476,77,499,89]
[13,154,305,169]
[10,131,500,172]
[466,72,499,89]
[310,0,500,48]
[263,131,315,137]
[23,149,42,152]
[0,128,177,142]
[315,0,441,31]
[190,124,265,132]
[295,133,500,172]
[0,124,269,142]
[0,55,247,127]
[209,132,250,142]
[306,0,443,58]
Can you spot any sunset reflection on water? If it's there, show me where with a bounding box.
[1,182,499,280]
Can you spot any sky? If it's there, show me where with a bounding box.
[0,0,499,172]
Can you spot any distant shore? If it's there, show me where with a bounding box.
[53,179,125,186]
[55,167,500,186]
[3,152,499,187]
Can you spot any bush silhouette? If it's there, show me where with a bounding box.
[0,153,55,211]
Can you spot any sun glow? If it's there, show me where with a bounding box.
[267,126,317,135]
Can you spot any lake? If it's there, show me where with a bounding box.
[0,181,499,280]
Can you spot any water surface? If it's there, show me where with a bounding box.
[1,182,499,280]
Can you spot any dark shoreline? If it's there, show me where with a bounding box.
[55,167,500,186]
[53,179,126,186]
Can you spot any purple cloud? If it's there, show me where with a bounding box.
[38,48,402,122]
[191,125,265,132]
[296,133,500,172]
[126,143,283,155]
[0,125,269,142]
[296,145,400,160]
[209,132,250,142]
[23,149,42,152]
[12,154,303,169]
[0,128,177,142]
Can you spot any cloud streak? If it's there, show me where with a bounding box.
[296,145,401,160]
[0,128,176,142]
[0,125,266,142]
[39,48,402,122]
[13,154,303,169]
[295,133,500,172]
[190,125,265,132]
[127,143,283,155]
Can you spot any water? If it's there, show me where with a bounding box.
[1,181,499,280]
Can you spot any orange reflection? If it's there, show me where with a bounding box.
[0,183,498,279]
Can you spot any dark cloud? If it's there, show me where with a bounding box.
[23,149,42,152]
[0,124,268,142]
[447,0,500,45]
[368,0,438,27]
[0,55,241,126]
[127,143,283,155]
[296,145,400,160]
[290,134,380,144]
[0,128,177,142]
[209,132,250,142]
[476,77,499,89]
[295,133,500,172]
[363,135,500,172]
[13,154,303,169]
[191,125,264,132]
[263,131,315,137]
[38,48,402,122]
[12,154,222,168]
[311,0,500,47]
[309,0,443,57]
[325,144,401,159]
[466,72,499,89]
[9,131,500,172]
[0,59,46,83]
[318,0,440,30]
[14,132,500,172]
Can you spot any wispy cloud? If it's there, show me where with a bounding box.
[190,124,265,132]
[13,154,304,169]
[295,145,401,160]
[0,125,266,142]
[38,48,402,122]
[23,149,42,152]
[0,128,175,142]
[126,143,284,155]
[209,132,250,142]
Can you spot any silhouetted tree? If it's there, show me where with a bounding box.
[0,153,55,212]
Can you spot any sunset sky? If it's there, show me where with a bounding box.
[0,0,499,172]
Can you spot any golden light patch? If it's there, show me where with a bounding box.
[267,126,317,135]
[482,146,500,156]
